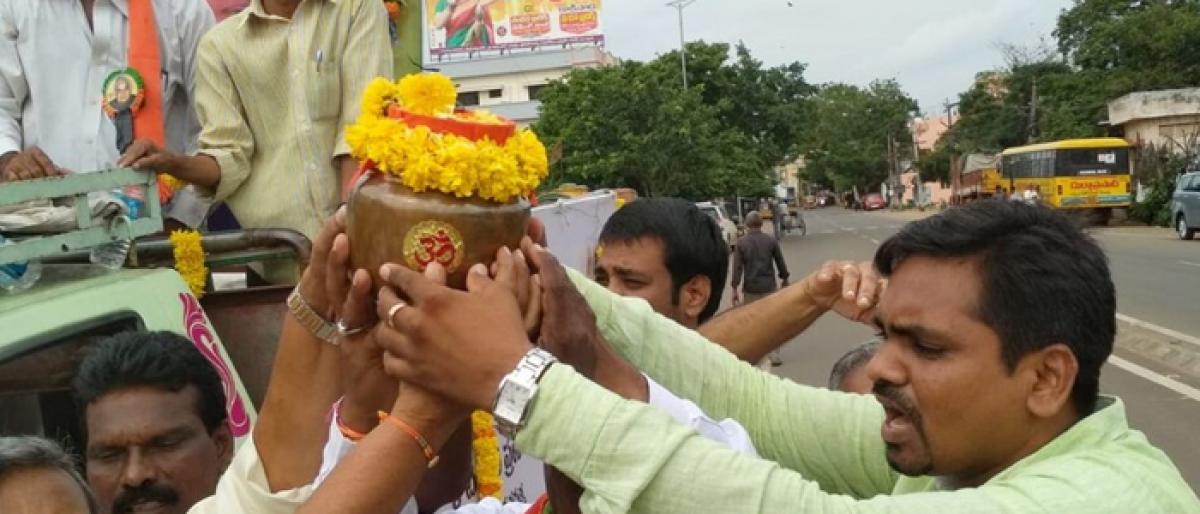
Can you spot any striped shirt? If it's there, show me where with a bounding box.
[193,0,392,239]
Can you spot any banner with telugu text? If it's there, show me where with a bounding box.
[426,0,604,58]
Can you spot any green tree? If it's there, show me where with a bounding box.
[534,61,756,199]
[533,42,809,199]
[649,42,814,173]
[802,81,918,191]
[1056,0,1200,92]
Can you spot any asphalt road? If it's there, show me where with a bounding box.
[730,207,1200,489]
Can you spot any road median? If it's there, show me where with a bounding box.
[1114,315,1200,391]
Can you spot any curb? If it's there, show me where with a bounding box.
[1115,315,1200,386]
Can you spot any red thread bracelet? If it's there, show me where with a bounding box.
[333,398,368,442]
[377,411,439,468]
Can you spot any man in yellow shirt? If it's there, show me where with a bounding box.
[121,0,392,280]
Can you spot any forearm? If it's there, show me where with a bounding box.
[164,153,221,189]
[564,268,895,496]
[254,315,343,492]
[699,284,825,363]
[299,398,458,514]
[591,340,649,402]
[412,421,472,512]
[519,367,872,513]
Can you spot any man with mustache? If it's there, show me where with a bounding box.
[373,199,1200,512]
[73,332,233,514]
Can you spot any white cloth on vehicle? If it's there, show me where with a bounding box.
[0,192,129,234]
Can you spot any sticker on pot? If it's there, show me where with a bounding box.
[403,220,465,273]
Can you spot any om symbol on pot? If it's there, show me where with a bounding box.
[403,220,465,273]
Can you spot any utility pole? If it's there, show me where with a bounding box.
[1027,76,1038,143]
[666,0,697,90]
[887,135,897,206]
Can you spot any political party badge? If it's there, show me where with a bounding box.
[402,220,465,273]
[101,68,146,119]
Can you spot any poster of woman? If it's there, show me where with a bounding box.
[431,0,501,49]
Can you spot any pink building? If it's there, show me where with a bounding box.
[911,114,957,152]
[900,114,959,206]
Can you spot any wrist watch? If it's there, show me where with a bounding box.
[493,347,557,438]
[286,288,338,344]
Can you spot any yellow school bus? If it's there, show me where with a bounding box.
[1000,138,1132,218]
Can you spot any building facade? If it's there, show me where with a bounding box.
[1108,88,1200,152]
[438,47,616,127]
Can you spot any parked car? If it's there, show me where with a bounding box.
[862,193,886,211]
[696,201,738,251]
[1173,171,1200,240]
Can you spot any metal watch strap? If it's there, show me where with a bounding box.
[287,289,338,344]
[493,347,557,437]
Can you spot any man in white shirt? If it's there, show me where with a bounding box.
[0,0,214,227]
[1023,185,1041,204]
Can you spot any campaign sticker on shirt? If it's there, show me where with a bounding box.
[101,68,146,119]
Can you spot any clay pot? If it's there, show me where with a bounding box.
[346,172,530,291]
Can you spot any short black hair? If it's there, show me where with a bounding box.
[73,331,228,433]
[600,198,729,322]
[874,200,1114,416]
[0,436,98,514]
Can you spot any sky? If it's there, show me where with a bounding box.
[599,0,1074,114]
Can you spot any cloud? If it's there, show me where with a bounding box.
[598,0,1071,112]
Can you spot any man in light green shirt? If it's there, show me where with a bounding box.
[371,200,1200,513]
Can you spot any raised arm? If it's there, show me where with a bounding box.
[562,262,894,497]
[518,365,1069,514]
[298,383,467,514]
[699,260,882,363]
[252,210,353,491]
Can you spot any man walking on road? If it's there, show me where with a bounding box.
[731,211,790,366]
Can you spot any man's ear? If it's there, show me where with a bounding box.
[211,422,235,472]
[680,275,712,321]
[1022,343,1078,419]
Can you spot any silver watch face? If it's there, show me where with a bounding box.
[495,380,533,422]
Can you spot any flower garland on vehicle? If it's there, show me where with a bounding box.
[169,229,207,298]
[471,410,503,500]
[345,73,548,204]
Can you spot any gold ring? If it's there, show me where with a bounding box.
[386,301,407,330]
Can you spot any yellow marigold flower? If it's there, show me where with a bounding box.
[360,77,399,118]
[398,73,456,116]
[344,73,549,203]
[169,229,208,298]
[471,410,503,500]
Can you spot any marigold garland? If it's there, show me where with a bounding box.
[345,74,548,204]
[397,73,456,116]
[169,229,207,298]
[471,410,503,500]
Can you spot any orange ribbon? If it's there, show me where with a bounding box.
[128,0,173,204]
